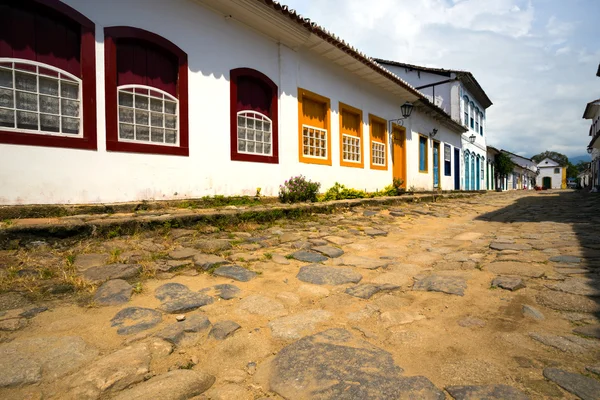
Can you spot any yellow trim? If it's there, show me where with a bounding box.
[369,114,388,171]
[298,88,331,166]
[418,134,429,173]
[338,102,364,168]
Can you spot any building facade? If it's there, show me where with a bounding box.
[583,98,600,190]
[374,60,492,191]
[503,151,537,190]
[0,0,468,205]
[536,158,566,189]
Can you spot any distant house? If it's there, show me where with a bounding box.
[536,158,566,189]
[502,151,537,190]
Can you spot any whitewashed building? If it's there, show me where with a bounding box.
[503,151,537,190]
[536,158,566,189]
[374,60,492,191]
[0,0,467,205]
[583,98,600,190]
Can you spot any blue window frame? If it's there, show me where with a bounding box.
[444,144,451,176]
[419,135,427,172]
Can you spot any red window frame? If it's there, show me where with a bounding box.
[230,68,278,164]
[104,27,189,156]
[0,0,97,150]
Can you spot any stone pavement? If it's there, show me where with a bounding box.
[1,190,600,399]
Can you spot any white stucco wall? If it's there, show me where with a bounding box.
[537,167,564,189]
[0,0,464,205]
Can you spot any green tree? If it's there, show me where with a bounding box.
[566,163,578,179]
[575,160,590,172]
[495,152,515,186]
[531,151,569,166]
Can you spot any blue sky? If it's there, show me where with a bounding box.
[282,0,600,158]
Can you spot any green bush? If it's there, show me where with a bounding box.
[320,182,368,201]
[278,175,321,203]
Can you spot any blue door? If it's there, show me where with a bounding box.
[433,143,440,188]
[464,152,470,190]
[454,148,460,190]
[476,157,480,190]
[471,154,475,190]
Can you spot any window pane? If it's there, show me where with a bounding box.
[135,95,148,110]
[61,99,79,117]
[40,96,59,114]
[256,131,263,142]
[256,143,263,154]
[60,82,78,99]
[237,128,245,139]
[237,115,245,127]
[0,108,15,127]
[264,144,271,154]
[135,110,149,125]
[136,126,150,141]
[238,139,246,152]
[264,120,271,131]
[40,114,60,132]
[247,130,255,141]
[17,111,38,130]
[0,88,13,108]
[151,112,163,128]
[165,115,176,129]
[165,130,176,144]
[151,128,164,142]
[164,101,176,115]
[264,132,271,142]
[16,92,38,111]
[246,119,254,129]
[15,72,37,92]
[150,98,163,112]
[119,107,134,123]
[119,91,133,107]
[119,123,134,139]
[39,77,59,96]
[61,117,79,134]
[0,69,12,88]
[247,141,255,153]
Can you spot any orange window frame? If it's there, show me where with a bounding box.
[298,88,331,165]
[339,102,364,168]
[369,114,388,170]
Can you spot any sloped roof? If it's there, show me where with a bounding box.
[251,0,467,133]
[374,58,493,109]
[537,158,560,168]
[583,98,600,119]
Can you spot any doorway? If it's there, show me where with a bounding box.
[433,141,440,189]
[454,148,460,190]
[391,125,406,187]
[542,177,551,189]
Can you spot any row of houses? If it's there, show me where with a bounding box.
[582,63,600,190]
[0,0,537,205]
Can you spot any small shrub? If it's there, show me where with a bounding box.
[279,175,321,203]
[320,182,367,201]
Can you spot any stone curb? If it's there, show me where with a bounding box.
[0,192,482,249]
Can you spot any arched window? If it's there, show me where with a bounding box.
[480,113,484,135]
[463,96,469,126]
[475,108,480,134]
[469,101,474,129]
[104,27,188,156]
[0,0,96,149]
[230,68,278,164]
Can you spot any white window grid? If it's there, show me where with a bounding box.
[237,111,272,156]
[117,84,179,146]
[372,141,386,166]
[0,58,82,137]
[341,133,360,163]
[302,124,327,159]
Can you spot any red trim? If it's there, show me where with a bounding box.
[104,27,189,157]
[230,68,279,164]
[0,0,97,150]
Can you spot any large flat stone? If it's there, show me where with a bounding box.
[345,283,400,299]
[237,295,287,318]
[199,284,240,300]
[323,236,354,246]
[413,275,467,296]
[536,291,600,313]
[492,276,525,291]
[155,283,214,313]
[364,228,387,237]
[549,255,582,263]
[486,262,545,278]
[111,307,163,335]
[574,324,600,339]
[268,310,333,340]
[193,253,228,270]
[194,239,232,253]
[311,245,344,258]
[156,313,211,346]
[0,336,98,387]
[65,342,151,399]
[529,332,600,354]
[112,370,215,400]
[93,279,133,306]
[74,253,109,271]
[489,242,532,251]
[446,385,529,399]
[297,264,363,285]
[82,263,141,283]
[209,321,241,340]
[333,254,389,270]
[213,265,257,282]
[546,278,600,297]
[543,368,600,400]
[291,250,328,263]
[270,328,444,399]
[169,248,199,260]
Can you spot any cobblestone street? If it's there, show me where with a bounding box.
[1,191,600,399]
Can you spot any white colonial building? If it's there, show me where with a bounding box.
[536,158,566,189]
[374,60,492,191]
[503,151,537,190]
[583,97,600,190]
[0,0,470,205]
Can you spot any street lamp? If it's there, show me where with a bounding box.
[388,102,414,129]
[429,128,438,138]
[588,147,593,154]
[469,134,476,144]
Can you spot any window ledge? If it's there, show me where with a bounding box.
[107,140,188,156]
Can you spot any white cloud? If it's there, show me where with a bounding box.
[283,0,600,157]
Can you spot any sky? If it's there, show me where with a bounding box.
[281,0,600,159]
